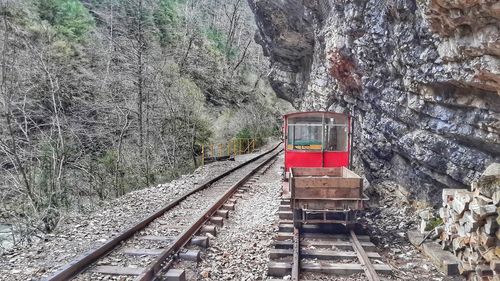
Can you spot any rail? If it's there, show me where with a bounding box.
[137,147,282,280]
[44,143,281,281]
[291,227,300,281]
[350,229,380,281]
[286,228,383,281]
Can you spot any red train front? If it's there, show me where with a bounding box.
[283,111,352,173]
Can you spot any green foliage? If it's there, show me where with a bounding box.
[36,0,95,42]
[32,142,69,232]
[35,143,54,199]
[205,27,225,52]
[153,0,181,45]
[194,118,213,145]
[1,0,282,239]
[236,127,252,139]
[172,76,213,145]
[205,27,237,59]
[93,149,141,198]
[97,149,117,174]
[424,217,443,231]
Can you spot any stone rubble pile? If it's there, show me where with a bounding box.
[438,164,500,280]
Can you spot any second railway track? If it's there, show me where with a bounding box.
[45,144,282,281]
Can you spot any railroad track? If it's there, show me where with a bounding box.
[268,199,392,281]
[45,144,282,281]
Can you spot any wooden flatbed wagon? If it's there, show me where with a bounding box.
[282,111,367,225]
[290,167,367,225]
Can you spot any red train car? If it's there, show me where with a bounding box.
[283,111,352,173]
[283,111,363,225]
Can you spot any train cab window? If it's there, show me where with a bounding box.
[287,114,348,151]
[287,115,323,150]
[324,116,348,151]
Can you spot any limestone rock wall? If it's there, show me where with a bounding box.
[248,0,500,203]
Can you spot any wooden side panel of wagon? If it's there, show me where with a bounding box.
[290,167,367,224]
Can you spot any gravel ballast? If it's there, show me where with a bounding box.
[190,156,282,280]
[0,143,466,281]
[0,145,277,281]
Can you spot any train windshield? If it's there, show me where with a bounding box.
[287,113,348,151]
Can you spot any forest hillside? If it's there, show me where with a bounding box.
[0,0,290,241]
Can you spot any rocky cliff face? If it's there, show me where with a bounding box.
[248,0,500,203]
